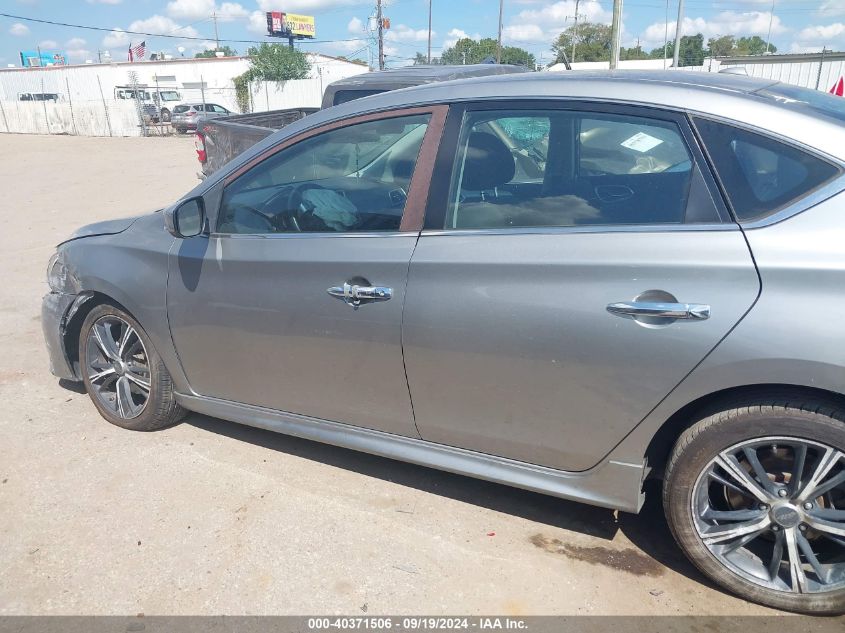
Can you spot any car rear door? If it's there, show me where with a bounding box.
[402,101,760,471]
[167,106,446,437]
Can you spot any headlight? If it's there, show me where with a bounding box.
[46,251,71,293]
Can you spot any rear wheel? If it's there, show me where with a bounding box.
[664,399,845,614]
[80,304,184,431]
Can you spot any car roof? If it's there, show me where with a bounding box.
[309,70,845,162]
[326,64,530,88]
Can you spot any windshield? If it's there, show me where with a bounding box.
[756,83,845,124]
[159,91,180,101]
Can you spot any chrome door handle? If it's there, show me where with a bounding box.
[327,282,392,307]
[607,301,710,320]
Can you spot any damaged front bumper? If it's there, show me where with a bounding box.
[41,291,91,381]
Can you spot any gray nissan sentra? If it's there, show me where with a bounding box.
[42,71,845,613]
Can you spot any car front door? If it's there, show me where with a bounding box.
[167,106,446,437]
[402,102,761,471]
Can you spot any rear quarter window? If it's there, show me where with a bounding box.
[694,117,841,222]
[173,105,190,113]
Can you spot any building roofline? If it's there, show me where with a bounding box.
[719,51,845,64]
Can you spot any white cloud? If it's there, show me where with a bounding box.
[167,0,214,20]
[65,37,93,62]
[796,22,845,41]
[386,24,432,42]
[504,1,612,43]
[257,0,360,10]
[818,1,845,17]
[166,0,247,21]
[639,11,786,50]
[9,23,30,36]
[246,10,268,34]
[39,40,58,49]
[347,16,364,34]
[443,28,480,49]
[102,28,129,48]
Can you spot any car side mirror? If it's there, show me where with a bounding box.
[165,197,205,238]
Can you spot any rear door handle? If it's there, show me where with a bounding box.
[607,301,710,320]
[328,282,392,307]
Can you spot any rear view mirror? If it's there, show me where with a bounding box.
[165,197,205,238]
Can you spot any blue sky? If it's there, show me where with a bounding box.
[1,0,843,68]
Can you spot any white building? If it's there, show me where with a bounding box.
[0,54,369,114]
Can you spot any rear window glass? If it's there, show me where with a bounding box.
[174,105,190,113]
[332,89,387,106]
[694,117,840,221]
[756,84,845,124]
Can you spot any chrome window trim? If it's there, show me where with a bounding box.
[419,223,736,238]
[209,230,420,240]
[738,174,845,230]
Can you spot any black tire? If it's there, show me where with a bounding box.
[664,396,845,614]
[161,108,171,123]
[79,304,185,431]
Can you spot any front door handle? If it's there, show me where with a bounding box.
[607,301,710,320]
[328,282,392,307]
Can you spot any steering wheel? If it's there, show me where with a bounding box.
[287,183,332,232]
[222,202,274,233]
[261,187,303,232]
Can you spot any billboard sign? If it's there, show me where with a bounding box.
[19,50,67,67]
[266,12,315,38]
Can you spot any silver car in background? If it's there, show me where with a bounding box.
[171,102,232,133]
[42,71,845,613]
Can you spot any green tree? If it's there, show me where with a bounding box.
[707,35,735,58]
[648,34,705,66]
[195,45,237,58]
[736,35,775,55]
[413,52,440,65]
[551,22,612,63]
[243,43,310,81]
[440,37,535,67]
[620,44,649,60]
[234,44,311,113]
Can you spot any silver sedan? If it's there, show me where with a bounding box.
[42,71,845,614]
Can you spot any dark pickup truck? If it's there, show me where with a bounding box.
[194,64,529,178]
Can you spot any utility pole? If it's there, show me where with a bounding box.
[765,0,775,54]
[672,0,685,68]
[571,0,580,64]
[663,0,669,68]
[496,0,504,64]
[609,0,623,69]
[427,0,432,64]
[212,11,220,51]
[377,0,384,70]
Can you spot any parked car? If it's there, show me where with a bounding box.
[171,103,231,133]
[195,64,530,178]
[42,71,845,614]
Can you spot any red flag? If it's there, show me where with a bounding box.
[830,77,844,96]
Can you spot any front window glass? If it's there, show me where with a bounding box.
[444,110,695,229]
[218,113,431,234]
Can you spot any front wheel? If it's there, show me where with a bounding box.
[664,398,845,614]
[161,108,171,123]
[80,304,185,431]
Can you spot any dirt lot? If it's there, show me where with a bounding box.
[0,134,782,616]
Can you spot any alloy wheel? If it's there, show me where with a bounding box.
[693,436,845,594]
[85,315,151,419]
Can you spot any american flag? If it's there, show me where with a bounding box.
[128,41,146,62]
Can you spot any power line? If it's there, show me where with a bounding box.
[0,12,364,45]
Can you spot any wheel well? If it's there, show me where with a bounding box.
[63,291,130,377]
[644,383,845,479]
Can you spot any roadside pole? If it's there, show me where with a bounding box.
[65,77,77,136]
[672,0,685,68]
[40,76,51,135]
[427,0,432,64]
[609,0,623,70]
[0,100,8,133]
[201,74,207,110]
[96,75,113,137]
[816,47,828,90]
[496,0,503,64]
[377,0,384,70]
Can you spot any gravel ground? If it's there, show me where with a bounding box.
[0,133,788,616]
